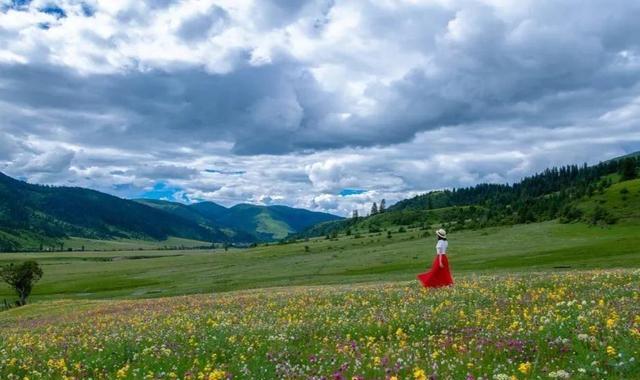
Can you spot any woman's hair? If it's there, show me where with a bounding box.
[437,236,447,241]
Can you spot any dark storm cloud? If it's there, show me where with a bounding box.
[0,60,335,154]
[5,1,639,155]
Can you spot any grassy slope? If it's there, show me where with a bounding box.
[577,178,640,220]
[254,209,293,240]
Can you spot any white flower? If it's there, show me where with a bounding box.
[549,370,570,379]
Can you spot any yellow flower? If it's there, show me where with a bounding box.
[209,369,226,380]
[606,346,616,356]
[414,367,427,380]
[518,361,532,374]
[116,364,129,379]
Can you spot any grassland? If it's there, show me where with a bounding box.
[62,236,212,251]
[1,270,638,379]
[0,180,638,379]
[0,218,639,302]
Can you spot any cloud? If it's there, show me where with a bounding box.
[176,5,228,42]
[1,0,640,215]
[135,165,199,180]
[18,148,75,174]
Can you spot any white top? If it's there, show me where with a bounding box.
[436,240,448,255]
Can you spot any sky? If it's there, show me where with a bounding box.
[1,0,640,216]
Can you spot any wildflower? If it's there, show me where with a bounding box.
[518,361,532,374]
[606,346,616,356]
[209,369,226,380]
[548,370,570,379]
[116,364,129,379]
[414,367,427,380]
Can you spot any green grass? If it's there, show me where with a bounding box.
[255,210,292,240]
[578,178,640,221]
[0,219,638,302]
[62,236,211,251]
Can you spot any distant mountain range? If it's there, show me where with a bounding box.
[135,199,342,242]
[0,172,341,251]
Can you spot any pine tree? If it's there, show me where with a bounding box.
[379,199,386,213]
[620,157,638,180]
[352,210,359,219]
[371,202,378,215]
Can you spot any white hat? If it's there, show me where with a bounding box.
[436,228,447,238]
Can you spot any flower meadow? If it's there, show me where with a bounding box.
[1,270,639,379]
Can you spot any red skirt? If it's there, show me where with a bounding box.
[417,254,453,288]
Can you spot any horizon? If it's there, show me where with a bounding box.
[2,1,640,217]
[3,149,636,216]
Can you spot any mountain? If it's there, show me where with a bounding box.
[298,152,640,238]
[141,200,343,241]
[0,173,243,251]
[133,199,255,242]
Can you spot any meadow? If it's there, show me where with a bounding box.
[0,180,639,379]
[0,270,638,379]
[0,220,639,301]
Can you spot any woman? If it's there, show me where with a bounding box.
[417,228,454,288]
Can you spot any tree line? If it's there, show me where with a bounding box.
[299,156,639,238]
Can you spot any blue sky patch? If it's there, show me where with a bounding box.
[8,0,31,10]
[339,189,367,197]
[141,182,189,203]
[81,2,94,17]
[40,4,66,19]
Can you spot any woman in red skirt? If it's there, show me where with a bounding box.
[417,228,454,288]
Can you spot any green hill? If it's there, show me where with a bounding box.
[0,173,241,251]
[142,200,343,241]
[133,199,255,242]
[298,152,640,238]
